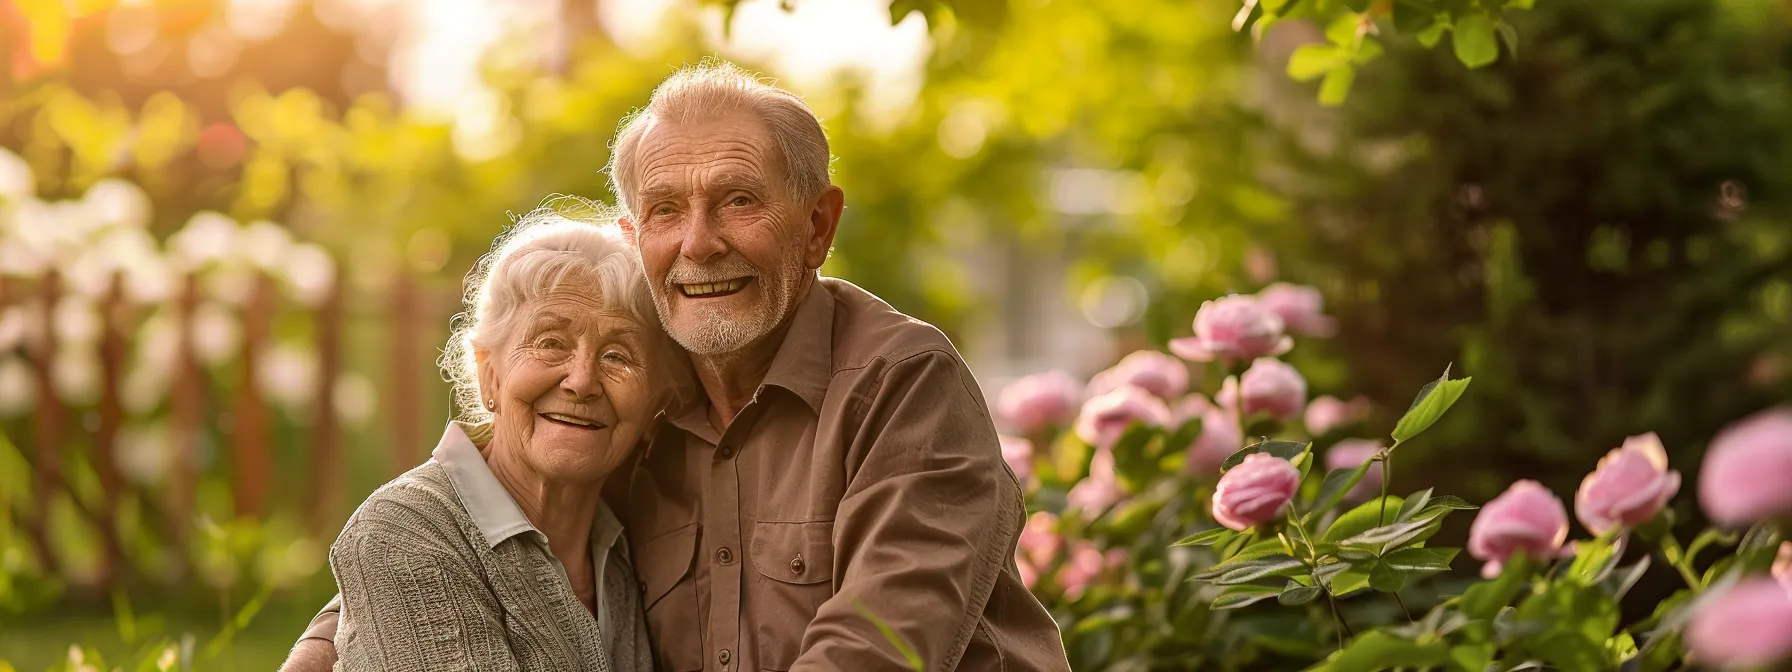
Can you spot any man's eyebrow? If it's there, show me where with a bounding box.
[710,172,768,192]
[637,182,681,204]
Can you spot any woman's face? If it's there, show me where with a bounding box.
[478,278,655,485]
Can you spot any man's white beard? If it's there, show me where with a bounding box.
[655,247,808,356]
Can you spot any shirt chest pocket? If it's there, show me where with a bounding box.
[637,522,704,671]
[749,520,835,671]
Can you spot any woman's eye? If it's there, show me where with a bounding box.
[602,351,630,364]
[534,337,565,350]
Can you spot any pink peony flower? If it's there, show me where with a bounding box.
[1324,439,1384,504]
[1017,511,1061,570]
[1256,282,1337,337]
[1059,541,1107,600]
[1685,577,1792,670]
[1468,480,1570,578]
[1305,395,1370,436]
[1699,406,1792,527]
[1087,350,1190,400]
[1073,384,1172,450]
[1170,394,1213,428]
[1185,408,1243,476]
[1066,448,1125,514]
[1000,435,1035,485]
[1236,357,1307,421]
[1211,453,1301,531]
[996,370,1082,435]
[1169,294,1292,363]
[1574,432,1681,536]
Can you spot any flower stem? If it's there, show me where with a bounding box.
[1392,591,1413,622]
[1286,508,1352,646]
[1378,451,1392,523]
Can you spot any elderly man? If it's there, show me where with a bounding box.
[282,62,1069,671]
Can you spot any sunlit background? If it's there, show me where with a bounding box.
[2,0,1790,667]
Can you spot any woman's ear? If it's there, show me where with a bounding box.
[475,347,498,412]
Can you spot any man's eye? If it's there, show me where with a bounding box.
[654,205,675,216]
[728,195,752,207]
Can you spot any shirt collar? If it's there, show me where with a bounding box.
[760,278,834,413]
[433,421,625,551]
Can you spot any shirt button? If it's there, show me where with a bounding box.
[717,547,734,564]
[718,649,732,665]
[790,554,805,574]
[718,444,734,459]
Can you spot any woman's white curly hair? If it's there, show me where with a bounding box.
[438,195,693,424]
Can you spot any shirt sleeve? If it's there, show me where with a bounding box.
[297,595,341,644]
[789,349,1024,672]
[330,517,521,672]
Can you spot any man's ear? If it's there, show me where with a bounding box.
[474,347,498,410]
[803,185,845,270]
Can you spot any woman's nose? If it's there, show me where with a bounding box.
[559,351,607,400]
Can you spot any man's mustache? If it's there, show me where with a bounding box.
[665,258,759,285]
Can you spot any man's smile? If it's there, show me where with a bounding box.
[679,277,751,298]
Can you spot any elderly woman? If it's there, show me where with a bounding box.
[328,202,688,671]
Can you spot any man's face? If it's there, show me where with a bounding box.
[624,112,825,355]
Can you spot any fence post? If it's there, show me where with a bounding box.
[29,272,62,575]
[308,268,343,535]
[95,271,129,585]
[387,271,421,476]
[169,272,202,553]
[231,273,273,519]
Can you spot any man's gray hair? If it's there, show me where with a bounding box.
[440,195,693,423]
[606,60,832,214]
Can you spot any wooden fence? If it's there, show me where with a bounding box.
[1,265,455,592]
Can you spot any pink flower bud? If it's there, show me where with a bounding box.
[1699,406,1792,527]
[1305,395,1369,436]
[1574,432,1681,536]
[1000,435,1035,485]
[1211,453,1301,531]
[1017,511,1061,570]
[1087,350,1190,400]
[1324,439,1384,503]
[1185,407,1242,476]
[1235,358,1307,421]
[1059,541,1107,600]
[1468,480,1570,578]
[996,370,1082,435]
[1169,294,1292,363]
[1685,577,1792,670]
[1256,282,1337,337]
[1066,448,1124,515]
[1074,384,1172,450]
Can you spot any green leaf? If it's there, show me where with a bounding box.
[1324,631,1452,672]
[1391,367,1472,444]
[1305,461,1375,526]
[1460,552,1533,619]
[1395,488,1434,522]
[1566,533,1626,585]
[1287,44,1347,81]
[1212,583,1284,609]
[1600,556,1650,602]
[855,601,925,671]
[1418,495,1478,513]
[1339,517,1442,552]
[1383,547,1457,572]
[1220,440,1309,473]
[1172,527,1235,547]
[1415,20,1447,47]
[1165,417,1203,455]
[1369,560,1407,592]
[1390,0,1436,33]
[1451,13,1499,69]
[1496,20,1518,59]
[1208,554,1309,585]
[1449,643,1495,672]
[1280,580,1323,605]
[1322,495,1404,543]
[1336,547,1377,563]
[1351,38,1384,65]
[1324,12,1360,46]
[1318,64,1356,106]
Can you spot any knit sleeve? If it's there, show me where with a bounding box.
[330,513,519,672]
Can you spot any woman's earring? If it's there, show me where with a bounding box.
[485,398,496,411]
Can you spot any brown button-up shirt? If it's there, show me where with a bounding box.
[620,277,1068,672]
